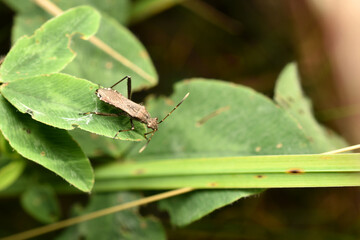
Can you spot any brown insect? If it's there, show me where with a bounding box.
[82,76,189,152]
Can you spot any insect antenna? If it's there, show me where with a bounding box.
[158,92,190,124]
[139,92,189,153]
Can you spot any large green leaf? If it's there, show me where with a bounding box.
[2,0,44,14]
[96,79,315,226]
[147,73,347,226]
[132,79,314,158]
[4,0,130,28]
[63,13,158,91]
[0,6,101,82]
[0,73,145,140]
[56,192,166,240]
[7,0,157,90]
[0,94,93,192]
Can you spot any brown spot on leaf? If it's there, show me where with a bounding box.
[276,143,283,149]
[134,169,145,175]
[277,98,289,108]
[286,168,304,174]
[209,182,218,187]
[287,97,295,102]
[105,61,113,69]
[255,146,261,152]
[256,175,265,179]
[139,50,149,59]
[321,155,332,160]
[40,151,46,157]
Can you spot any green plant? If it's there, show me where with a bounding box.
[0,1,358,239]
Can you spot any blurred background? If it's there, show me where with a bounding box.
[0,0,360,239]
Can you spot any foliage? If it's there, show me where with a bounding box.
[0,1,356,240]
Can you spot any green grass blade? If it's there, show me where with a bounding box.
[95,153,360,179]
[94,172,360,190]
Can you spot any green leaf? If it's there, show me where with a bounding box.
[8,1,158,90]
[21,185,60,223]
[0,6,101,82]
[63,13,158,90]
[11,13,50,43]
[69,129,133,158]
[1,73,146,140]
[0,94,93,192]
[0,158,26,191]
[5,0,130,29]
[96,79,315,226]
[159,190,260,226]
[2,0,44,14]
[133,79,314,158]
[274,63,348,152]
[56,192,166,240]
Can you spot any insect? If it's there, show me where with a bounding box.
[81,76,189,152]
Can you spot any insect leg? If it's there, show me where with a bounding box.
[139,129,157,153]
[113,119,135,139]
[110,76,132,99]
[79,112,120,117]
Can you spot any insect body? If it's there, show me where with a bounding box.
[82,76,189,152]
